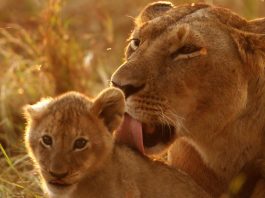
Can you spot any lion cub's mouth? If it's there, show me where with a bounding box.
[49,180,72,188]
[115,114,176,155]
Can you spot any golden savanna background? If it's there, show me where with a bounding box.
[0,0,264,197]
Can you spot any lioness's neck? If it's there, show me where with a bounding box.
[192,76,265,182]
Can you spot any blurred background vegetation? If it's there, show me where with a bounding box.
[0,0,264,197]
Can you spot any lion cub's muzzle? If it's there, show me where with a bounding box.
[46,170,74,188]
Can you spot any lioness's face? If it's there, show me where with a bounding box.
[27,113,109,194]
[112,3,249,154]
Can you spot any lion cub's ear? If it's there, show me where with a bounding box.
[91,88,125,133]
[137,1,174,24]
[23,98,52,121]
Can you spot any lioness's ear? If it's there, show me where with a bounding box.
[136,1,174,24]
[23,98,52,121]
[232,31,265,75]
[91,88,125,133]
[248,18,265,34]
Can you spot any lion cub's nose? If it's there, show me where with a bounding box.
[49,171,69,179]
[111,81,145,98]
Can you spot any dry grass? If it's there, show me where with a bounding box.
[0,0,264,197]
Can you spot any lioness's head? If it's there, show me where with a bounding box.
[24,88,125,196]
[111,2,265,155]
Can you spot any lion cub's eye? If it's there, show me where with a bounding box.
[73,138,88,151]
[130,38,140,51]
[41,135,53,147]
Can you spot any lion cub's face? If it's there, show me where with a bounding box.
[24,88,125,196]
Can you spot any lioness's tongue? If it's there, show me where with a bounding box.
[115,114,144,153]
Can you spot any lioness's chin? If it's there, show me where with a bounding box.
[116,113,177,155]
[142,123,176,155]
[144,143,173,155]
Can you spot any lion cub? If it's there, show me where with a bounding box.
[24,88,209,198]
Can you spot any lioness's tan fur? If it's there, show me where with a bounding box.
[24,88,210,198]
[111,2,265,197]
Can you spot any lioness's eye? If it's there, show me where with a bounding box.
[73,138,88,150]
[41,135,53,147]
[130,38,140,51]
[171,44,202,59]
[178,44,201,54]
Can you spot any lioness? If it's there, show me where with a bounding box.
[23,88,209,198]
[111,1,265,197]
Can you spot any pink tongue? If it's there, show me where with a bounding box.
[115,114,144,153]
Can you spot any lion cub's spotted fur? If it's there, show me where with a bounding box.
[24,88,209,198]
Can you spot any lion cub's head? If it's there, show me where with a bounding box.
[24,88,125,196]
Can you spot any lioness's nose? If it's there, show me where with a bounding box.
[111,62,146,98]
[111,81,144,98]
[49,171,69,179]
